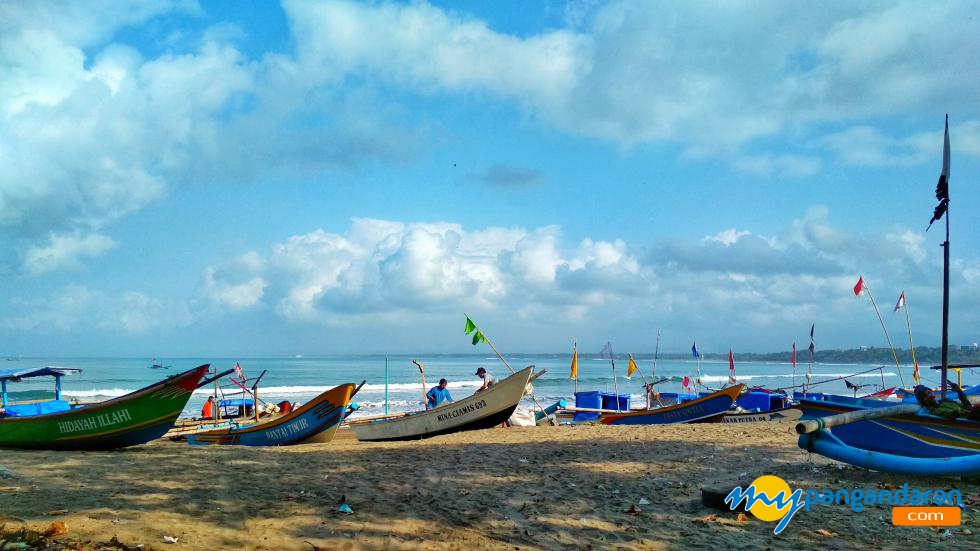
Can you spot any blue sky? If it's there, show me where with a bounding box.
[2,0,980,356]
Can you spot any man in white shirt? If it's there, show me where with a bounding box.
[475,367,497,392]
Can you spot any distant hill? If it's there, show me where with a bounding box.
[662,345,980,366]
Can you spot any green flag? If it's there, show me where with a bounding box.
[464,316,477,335]
[471,330,486,346]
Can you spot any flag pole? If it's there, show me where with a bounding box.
[863,283,907,387]
[791,342,797,391]
[901,295,920,385]
[941,196,950,398]
[573,341,578,395]
[464,315,555,424]
[652,329,661,381]
[384,355,389,415]
[608,342,620,412]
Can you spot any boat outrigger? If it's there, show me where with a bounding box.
[0,364,208,450]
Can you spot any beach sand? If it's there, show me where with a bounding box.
[1,421,977,550]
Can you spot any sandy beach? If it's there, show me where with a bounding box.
[1,421,976,550]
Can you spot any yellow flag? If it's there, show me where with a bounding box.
[627,353,638,378]
[570,343,578,379]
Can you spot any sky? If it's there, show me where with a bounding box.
[2,0,980,357]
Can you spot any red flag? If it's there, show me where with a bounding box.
[791,342,796,368]
[728,350,736,384]
[682,375,690,390]
[853,276,864,296]
[913,359,920,384]
[234,362,245,381]
[894,291,905,312]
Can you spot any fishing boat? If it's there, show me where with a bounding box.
[796,115,980,476]
[0,365,209,450]
[598,385,744,425]
[185,382,358,446]
[349,366,534,442]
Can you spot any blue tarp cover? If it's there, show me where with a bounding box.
[4,399,72,417]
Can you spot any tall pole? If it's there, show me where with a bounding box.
[941,208,950,398]
[384,355,389,415]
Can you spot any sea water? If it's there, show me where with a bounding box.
[1,354,932,419]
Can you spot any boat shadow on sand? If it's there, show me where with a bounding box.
[1,424,977,550]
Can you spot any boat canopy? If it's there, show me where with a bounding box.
[0,367,82,381]
[0,367,81,408]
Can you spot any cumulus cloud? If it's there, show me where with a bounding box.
[198,218,648,325]
[203,252,267,310]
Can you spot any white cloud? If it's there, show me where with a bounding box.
[200,218,648,325]
[23,232,116,275]
[203,252,267,310]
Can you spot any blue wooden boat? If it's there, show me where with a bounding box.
[797,397,980,476]
[185,383,356,446]
[599,385,743,425]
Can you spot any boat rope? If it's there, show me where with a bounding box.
[773,366,894,392]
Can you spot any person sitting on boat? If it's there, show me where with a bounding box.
[475,367,497,393]
[644,383,660,409]
[426,379,453,409]
[913,383,980,420]
[201,396,215,420]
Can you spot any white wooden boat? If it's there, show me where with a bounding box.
[349,366,534,442]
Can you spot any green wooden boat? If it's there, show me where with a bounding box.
[0,364,209,450]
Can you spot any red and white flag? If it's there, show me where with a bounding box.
[791,342,796,369]
[682,375,691,392]
[728,350,736,384]
[894,291,906,312]
[234,362,245,382]
[853,276,864,296]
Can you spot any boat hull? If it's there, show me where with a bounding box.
[797,398,980,475]
[599,385,743,425]
[722,406,802,424]
[185,383,355,446]
[0,365,209,450]
[350,366,533,442]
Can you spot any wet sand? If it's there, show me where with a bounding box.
[1,421,977,550]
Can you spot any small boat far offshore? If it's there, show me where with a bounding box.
[348,366,534,442]
[0,365,209,450]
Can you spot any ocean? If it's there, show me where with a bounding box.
[2,354,938,418]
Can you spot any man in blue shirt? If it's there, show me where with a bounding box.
[426,378,453,409]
